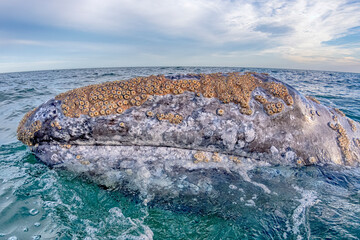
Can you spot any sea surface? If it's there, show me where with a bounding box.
[0,67,360,239]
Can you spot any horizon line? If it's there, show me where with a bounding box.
[1,65,359,75]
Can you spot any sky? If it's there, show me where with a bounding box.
[0,0,360,73]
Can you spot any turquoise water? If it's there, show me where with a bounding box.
[0,67,360,239]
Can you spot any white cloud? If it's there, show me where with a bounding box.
[0,0,359,71]
[0,39,44,46]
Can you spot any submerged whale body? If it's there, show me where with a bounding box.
[17,72,360,210]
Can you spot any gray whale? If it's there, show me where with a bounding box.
[17,72,360,207]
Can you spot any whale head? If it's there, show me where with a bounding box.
[17,72,360,203]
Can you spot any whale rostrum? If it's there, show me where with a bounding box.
[18,72,360,166]
[17,72,360,201]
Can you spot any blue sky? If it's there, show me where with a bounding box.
[0,0,359,73]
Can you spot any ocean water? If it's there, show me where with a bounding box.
[0,67,360,239]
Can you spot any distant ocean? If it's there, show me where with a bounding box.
[0,67,359,239]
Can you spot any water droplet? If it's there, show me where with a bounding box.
[34,222,41,227]
[23,227,29,232]
[7,236,18,240]
[32,235,41,240]
[29,209,39,216]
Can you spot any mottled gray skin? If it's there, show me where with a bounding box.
[20,73,360,206]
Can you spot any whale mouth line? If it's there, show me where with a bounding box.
[32,142,260,167]
[35,141,253,158]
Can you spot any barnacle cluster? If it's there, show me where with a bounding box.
[306,96,320,104]
[51,121,62,130]
[193,151,224,163]
[17,119,42,146]
[240,108,253,115]
[348,119,357,132]
[60,144,71,149]
[328,122,352,163]
[156,113,183,124]
[263,102,284,116]
[266,82,294,105]
[193,151,209,163]
[17,108,37,140]
[17,107,42,146]
[56,75,200,118]
[254,95,268,104]
[55,72,293,118]
[212,152,221,162]
[254,95,285,115]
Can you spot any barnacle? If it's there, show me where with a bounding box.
[329,123,353,164]
[308,157,317,164]
[216,108,225,116]
[146,111,154,117]
[246,108,253,115]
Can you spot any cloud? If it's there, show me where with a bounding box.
[255,24,293,35]
[0,0,359,72]
[0,39,44,46]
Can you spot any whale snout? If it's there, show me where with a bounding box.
[17,108,40,146]
[17,72,360,168]
[17,99,62,146]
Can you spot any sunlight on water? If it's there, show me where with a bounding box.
[0,67,359,239]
